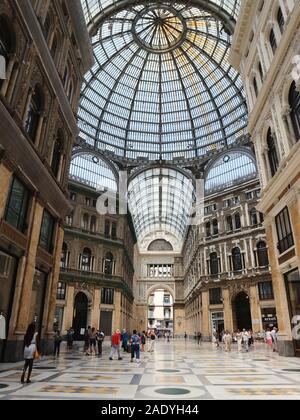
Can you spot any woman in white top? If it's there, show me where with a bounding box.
[265,328,273,349]
[236,330,243,352]
[21,323,40,384]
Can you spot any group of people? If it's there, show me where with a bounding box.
[83,327,105,356]
[109,329,157,362]
[212,327,279,353]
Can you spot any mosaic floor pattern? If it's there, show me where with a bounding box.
[0,340,300,400]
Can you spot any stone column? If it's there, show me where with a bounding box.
[112,290,121,331]
[223,288,233,332]
[63,285,75,333]
[265,222,294,356]
[249,284,262,333]
[45,226,65,338]
[92,288,101,329]
[288,197,300,260]
[0,163,12,218]
[201,290,210,340]
[15,200,44,334]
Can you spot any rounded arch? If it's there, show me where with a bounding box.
[204,148,257,194]
[146,284,176,302]
[148,239,173,252]
[70,150,118,191]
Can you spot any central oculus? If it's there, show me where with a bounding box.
[133,5,186,52]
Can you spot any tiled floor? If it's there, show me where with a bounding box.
[1,340,300,400]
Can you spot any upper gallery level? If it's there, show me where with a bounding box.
[230,0,300,192]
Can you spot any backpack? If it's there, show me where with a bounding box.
[131,334,140,345]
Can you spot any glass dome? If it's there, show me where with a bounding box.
[78,0,247,162]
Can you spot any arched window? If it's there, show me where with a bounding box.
[269,28,277,54]
[257,241,269,267]
[104,252,114,275]
[51,131,64,178]
[227,215,233,231]
[212,219,218,236]
[206,222,211,237]
[25,85,43,141]
[66,211,73,226]
[60,242,68,268]
[277,7,285,33]
[82,214,89,230]
[289,82,300,142]
[90,215,97,233]
[232,247,243,272]
[235,213,241,230]
[81,247,92,271]
[210,252,219,276]
[267,128,279,177]
[250,208,258,226]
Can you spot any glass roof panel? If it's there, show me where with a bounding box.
[69,153,118,191]
[128,167,194,240]
[78,1,247,162]
[205,151,258,194]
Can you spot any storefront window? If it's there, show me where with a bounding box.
[285,269,300,353]
[53,307,64,332]
[28,269,47,334]
[0,251,18,360]
[261,307,277,330]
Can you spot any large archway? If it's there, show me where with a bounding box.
[147,288,174,336]
[73,292,88,340]
[233,292,252,331]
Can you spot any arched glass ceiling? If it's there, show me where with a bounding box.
[78,0,247,162]
[205,151,258,194]
[128,167,195,241]
[69,153,118,191]
[81,1,242,25]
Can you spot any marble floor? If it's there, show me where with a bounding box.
[1,339,300,400]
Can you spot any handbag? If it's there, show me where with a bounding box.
[34,350,41,360]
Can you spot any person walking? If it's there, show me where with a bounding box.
[109,329,122,360]
[148,330,156,353]
[53,330,62,358]
[21,323,41,384]
[184,332,187,340]
[271,327,278,352]
[197,332,202,346]
[96,330,105,357]
[66,327,74,350]
[130,330,141,363]
[140,331,146,352]
[242,329,249,352]
[223,331,232,352]
[89,327,97,356]
[121,329,129,352]
[236,330,243,352]
[84,328,90,355]
[265,328,273,350]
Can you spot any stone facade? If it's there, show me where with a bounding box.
[230,0,300,356]
[55,181,136,337]
[0,0,93,361]
[182,176,274,340]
